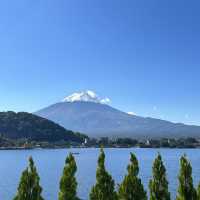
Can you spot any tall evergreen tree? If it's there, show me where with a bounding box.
[118,153,147,200]
[14,157,44,200]
[90,148,117,200]
[149,153,170,200]
[58,153,79,200]
[197,183,200,200]
[176,154,197,200]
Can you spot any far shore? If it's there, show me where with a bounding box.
[1,146,200,150]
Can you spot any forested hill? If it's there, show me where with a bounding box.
[0,111,87,143]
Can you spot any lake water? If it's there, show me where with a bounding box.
[0,148,200,200]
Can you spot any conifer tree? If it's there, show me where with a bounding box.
[149,153,170,200]
[118,153,147,200]
[14,157,44,200]
[90,148,117,200]
[58,153,79,200]
[197,183,200,200]
[176,154,197,200]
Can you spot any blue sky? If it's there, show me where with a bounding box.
[0,0,200,125]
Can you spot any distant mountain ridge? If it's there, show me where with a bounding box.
[35,93,200,139]
[0,111,86,143]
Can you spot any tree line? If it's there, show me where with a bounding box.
[13,148,200,200]
[87,137,200,148]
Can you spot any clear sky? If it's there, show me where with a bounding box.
[0,0,200,125]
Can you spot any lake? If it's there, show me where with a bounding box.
[0,148,200,200]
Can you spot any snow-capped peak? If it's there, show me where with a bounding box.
[62,90,111,104]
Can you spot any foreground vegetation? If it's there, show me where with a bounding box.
[13,148,200,200]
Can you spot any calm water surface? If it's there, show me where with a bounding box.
[0,148,200,200]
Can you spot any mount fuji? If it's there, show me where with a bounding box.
[35,91,200,139]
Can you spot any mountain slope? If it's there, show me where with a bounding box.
[0,111,86,142]
[35,101,200,139]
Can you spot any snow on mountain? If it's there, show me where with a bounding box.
[127,112,136,115]
[62,90,111,104]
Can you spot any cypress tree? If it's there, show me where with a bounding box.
[197,183,200,200]
[149,153,170,200]
[58,153,79,200]
[90,148,117,200]
[14,157,44,200]
[118,153,147,200]
[176,154,197,200]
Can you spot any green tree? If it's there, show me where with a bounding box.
[118,153,147,200]
[58,153,79,200]
[14,157,44,200]
[197,183,200,200]
[90,148,117,200]
[176,155,197,200]
[149,153,170,200]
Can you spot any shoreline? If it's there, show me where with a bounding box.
[1,146,200,150]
